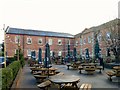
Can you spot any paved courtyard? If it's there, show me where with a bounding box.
[17,63,120,90]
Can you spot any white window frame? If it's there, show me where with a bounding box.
[83,38,86,44]
[15,49,17,54]
[58,39,62,45]
[50,51,53,56]
[27,49,31,56]
[38,38,42,45]
[27,37,32,44]
[68,40,70,45]
[48,39,53,45]
[88,36,91,43]
[80,38,82,45]
[58,51,62,56]
[15,35,20,44]
[97,33,102,42]
[75,41,78,46]
[106,32,111,40]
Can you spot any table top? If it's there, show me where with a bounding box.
[113,66,120,70]
[49,75,80,84]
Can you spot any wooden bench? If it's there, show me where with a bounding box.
[33,71,42,75]
[37,80,51,90]
[84,66,95,74]
[34,75,47,83]
[78,66,83,74]
[71,64,79,69]
[66,64,71,70]
[55,72,64,76]
[79,83,92,90]
[106,71,115,81]
[96,66,103,73]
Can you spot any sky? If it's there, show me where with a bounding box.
[0,0,119,43]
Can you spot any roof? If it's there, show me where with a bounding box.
[75,18,120,36]
[6,27,74,38]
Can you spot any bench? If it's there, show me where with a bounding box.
[78,66,83,74]
[79,83,92,90]
[37,80,51,90]
[84,66,95,74]
[66,64,71,70]
[34,75,47,83]
[33,71,42,75]
[96,66,103,73]
[55,72,64,76]
[71,65,78,69]
[106,71,115,81]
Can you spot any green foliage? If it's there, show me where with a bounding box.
[7,61,20,80]
[13,48,25,67]
[2,61,21,90]
[2,45,25,90]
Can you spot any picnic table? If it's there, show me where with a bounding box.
[30,67,57,75]
[49,75,80,89]
[113,66,120,76]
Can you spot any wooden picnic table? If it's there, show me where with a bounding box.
[30,67,57,75]
[66,63,71,70]
[49,75,80,89]
[113,66,120,75]
[33,64,44,68]
[35,68,57,75]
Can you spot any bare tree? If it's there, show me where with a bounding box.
[100,19,120,63]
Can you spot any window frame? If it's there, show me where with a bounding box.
[27,37,32,44]
[15,35,20,44]
[38,38,42,45]
[27,49,31,56]
[48,39,53,45]
[58,39,62,45]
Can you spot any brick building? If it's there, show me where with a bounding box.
[5,18,119,60]
[5,27,74,59]
[74,18,119,59]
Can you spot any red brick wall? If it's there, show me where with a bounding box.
[5,34,74,59]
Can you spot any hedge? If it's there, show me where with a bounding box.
[2,60,22,90]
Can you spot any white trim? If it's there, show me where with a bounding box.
[38,38,42,45]
[58,39,62,45]
[27,37,32,44]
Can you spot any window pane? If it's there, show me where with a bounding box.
[38,38,42,44]
[27,38,32,44]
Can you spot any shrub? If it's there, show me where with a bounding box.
[2,61,20,90]
[2,68,13,90]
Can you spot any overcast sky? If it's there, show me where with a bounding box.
[0,0,119,43]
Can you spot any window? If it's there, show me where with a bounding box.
[58,51,62,56]
[50,51,53,56]
[58,39,62,45]
[15,49,17,54]
[75,41,78,46]
[83,38,86,44]
[48,39,52,45]
[68,40,70,45]
[106,32,111,40]
[80,38,82,45]
[15,35,20,44]
[80,48,82,55]
[38,38,42,44]
[88,36,91,43]
[27,38,32,44]
[27,49,31,56]
[97,33,102,42]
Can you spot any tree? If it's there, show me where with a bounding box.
[94,38,100,59]
[100,19,120,63]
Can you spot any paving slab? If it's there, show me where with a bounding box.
[17,64,120,89]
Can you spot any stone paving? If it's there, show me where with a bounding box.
[17,63,120,90]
